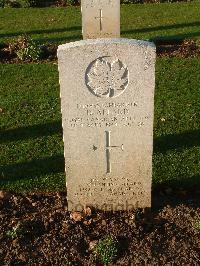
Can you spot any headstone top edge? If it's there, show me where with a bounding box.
[57,38,156,54]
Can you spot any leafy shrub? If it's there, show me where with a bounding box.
[4,0,20,7]
[93,235,118,265]
[10,36,43,61]
[28,0,49,7]
[18,0,31,7]
[16,39,42,61]
[67,0,79,5]
[56,0,67,7]
[2,0,31,7]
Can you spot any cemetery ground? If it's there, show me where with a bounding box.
[0,2,200,265]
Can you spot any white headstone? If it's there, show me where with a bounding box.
[58,38,156,211]
[82,0,120,39]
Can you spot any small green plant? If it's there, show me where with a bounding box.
[194,219,200,232]
[11,35,42,61]
[6,224,24,239]
[6,227,18,239]
[93,235,118,265]
[1,0,34,7]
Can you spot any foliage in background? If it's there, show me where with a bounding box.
[93,236,118,265]
[1,0,31,7]
[67,0,79,6]
[120,0,193,3]
[9,35,43,61]
[0,0,194,7]
[0,0,5,7]
[56,0,78,7]
[0,0,80,7]
[55,0,67,7]
[0,0,46,7]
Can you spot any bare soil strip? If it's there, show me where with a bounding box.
[0,189,200,265]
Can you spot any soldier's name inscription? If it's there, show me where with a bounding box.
[67,101,150,128]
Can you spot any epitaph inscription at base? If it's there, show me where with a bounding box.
[58,39,156,211]
[82,0,120,39]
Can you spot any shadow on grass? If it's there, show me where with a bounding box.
[151,31,200,42]
[121,21,200,35]
[154,129,200,154]
[0,26,81,39]
[122,31,200,42]
[153,175,200,192]
[0,155,65,182]
[0,120,62,144]
[121,22,200,41]
[1,21,200,44]
[152,175,200,211]
[35,35,81,43]
[1,122,199,151]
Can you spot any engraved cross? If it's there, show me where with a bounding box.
[105,131,123,174]
[95,9,104,31]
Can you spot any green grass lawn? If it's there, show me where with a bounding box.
[0,2,200,44]
[0,58,199,192]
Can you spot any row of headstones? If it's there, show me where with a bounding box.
[58,0,156,211]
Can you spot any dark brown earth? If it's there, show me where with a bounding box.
[0,189,200,265]
[0,39,199,63]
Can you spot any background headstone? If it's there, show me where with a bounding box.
[82,0,120,39]
[58,39,156,211]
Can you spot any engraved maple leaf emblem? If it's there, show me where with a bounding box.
[86,57,129,98]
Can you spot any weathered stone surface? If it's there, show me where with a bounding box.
[82,0,120,39]
[58,38,156,211]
